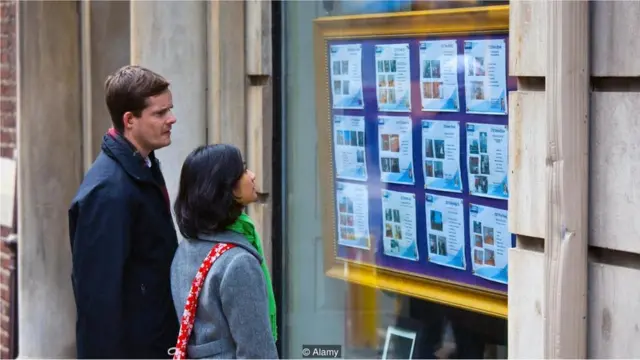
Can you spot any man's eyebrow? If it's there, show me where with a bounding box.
[154,105,173,114]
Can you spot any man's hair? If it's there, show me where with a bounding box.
[104,65,170,133]
[174,144,247,239]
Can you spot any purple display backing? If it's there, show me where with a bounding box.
[328,33,517,294]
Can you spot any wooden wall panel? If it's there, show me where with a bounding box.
[508,247,544,359]
[508,91,546,238]
[590,92,640,254]
[592,1,640,77]
[588,261,640,358]
[245,0,274,270]
[509,0,546,77]
[208,0,246,149]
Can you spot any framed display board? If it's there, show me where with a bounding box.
[314,5,514,318]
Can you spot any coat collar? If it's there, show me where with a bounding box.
[101,128,159,185]
[196,231,262,263]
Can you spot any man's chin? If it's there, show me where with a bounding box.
[151,139,172,152]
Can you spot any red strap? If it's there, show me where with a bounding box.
[171,243,236,359]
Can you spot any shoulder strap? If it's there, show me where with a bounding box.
[170,242,236,359]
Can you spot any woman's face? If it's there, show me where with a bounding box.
[233,168,258,205]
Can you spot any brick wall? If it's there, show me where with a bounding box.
[0,0,17,358]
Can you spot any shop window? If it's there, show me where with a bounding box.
[281,1,512,358]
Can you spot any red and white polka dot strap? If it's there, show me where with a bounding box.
[169,242,236,360]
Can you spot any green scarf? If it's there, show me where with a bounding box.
[226,212,278,341]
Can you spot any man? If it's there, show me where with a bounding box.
[69,65,179,358]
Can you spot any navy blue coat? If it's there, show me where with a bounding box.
[69,130,179,359]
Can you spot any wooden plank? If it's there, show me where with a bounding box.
[508,91,546,238]
[508,247,544,359]
[588,261,640,358]
[245,0,273,270]
[208,0,246,149]
[509,0,546,77]
[590,92,640,254]
[247,83,273,270]
[592,1,640,77]
[245,0,271,76]
[543,1,589,358]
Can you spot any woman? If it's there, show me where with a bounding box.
[169,144,278,359]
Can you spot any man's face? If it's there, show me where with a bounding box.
[124,90,176,155]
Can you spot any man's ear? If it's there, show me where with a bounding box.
[123,112,135,130]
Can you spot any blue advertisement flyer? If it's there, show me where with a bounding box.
[336,181,371,250]
[381,189,418,261]
[333,115,367,181]
[466,123,509,200]
[422,120,462,193]
[330,44,365,109]
[464,39,508,115]
[425,194,466,270]
[375,43,412,112]
[378,116,415,185]
[469,204,511,284]
[419,40,460,112]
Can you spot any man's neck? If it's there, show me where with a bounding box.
[122,132,151,159]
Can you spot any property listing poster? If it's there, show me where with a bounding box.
[469,204,512,284]
[381,189,418,261]
[422,120,462,193]
[466,123,509,200]
[333,115,367,181]
[425,194,466,270]
[375,43,411,112]
[378,116,415,185]
[335,182,371,250]
[419,40,460,112]
[464,39,508,115]
[330,44,365,109]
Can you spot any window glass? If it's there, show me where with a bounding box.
[282,1,510,358]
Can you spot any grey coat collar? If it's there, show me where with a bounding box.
[196,231,262,262]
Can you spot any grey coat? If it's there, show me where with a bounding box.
[170,231,278,359]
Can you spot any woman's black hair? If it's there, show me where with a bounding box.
[174,144,246,239]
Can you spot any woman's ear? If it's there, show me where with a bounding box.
[232,183,243,202]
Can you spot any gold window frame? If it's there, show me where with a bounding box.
[313,5,511,318]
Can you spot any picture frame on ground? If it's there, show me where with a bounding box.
[382,318,425,360]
